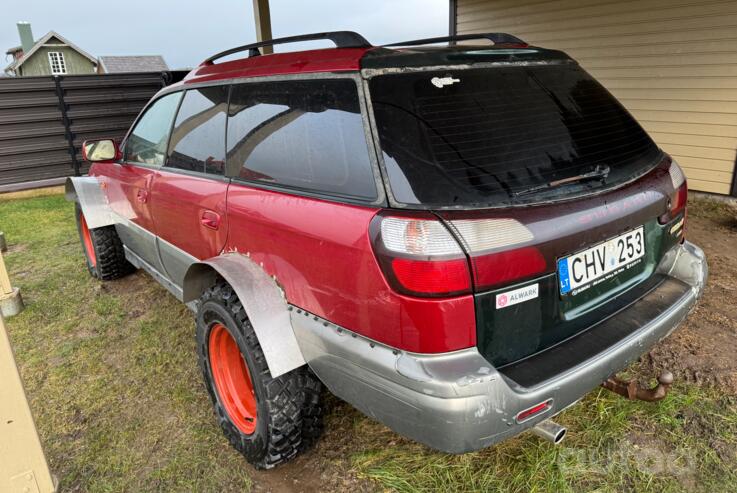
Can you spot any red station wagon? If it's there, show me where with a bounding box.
[67,32,707,469]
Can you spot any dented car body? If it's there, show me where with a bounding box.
[68,32,707,459]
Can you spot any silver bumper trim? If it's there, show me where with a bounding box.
[292,241,707,453]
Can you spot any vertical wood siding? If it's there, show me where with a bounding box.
[456,0,737,195]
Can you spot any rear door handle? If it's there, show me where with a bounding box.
[136,189,148,203]
[201,210,221,230]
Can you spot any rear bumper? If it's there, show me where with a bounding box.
[292,241,707,453]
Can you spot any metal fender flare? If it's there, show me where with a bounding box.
[65,176,117,229]
[182,253,307,378]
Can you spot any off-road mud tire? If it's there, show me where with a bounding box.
[196,281,324,469]
[299,369,324,452]
[75,204,134,280]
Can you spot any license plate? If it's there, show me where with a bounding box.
[557,226,645,295]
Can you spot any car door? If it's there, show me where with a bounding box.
[105,91,183,272]
[149,85,230,288]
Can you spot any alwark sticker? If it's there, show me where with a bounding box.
[496,283,539,309]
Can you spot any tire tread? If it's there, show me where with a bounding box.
[89,225,134,280]
[197,281,323,469]
[75,204,134,281]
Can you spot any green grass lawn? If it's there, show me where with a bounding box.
[349,383,737,492]
[1,193,736,492]
[1,194,252,491]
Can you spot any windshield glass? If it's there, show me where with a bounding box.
[369,63,662,207]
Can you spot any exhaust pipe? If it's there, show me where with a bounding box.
[531,419,567,445]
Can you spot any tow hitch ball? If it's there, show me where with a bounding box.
[601,370,674,402]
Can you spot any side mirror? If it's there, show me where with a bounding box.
[82,139,121,162]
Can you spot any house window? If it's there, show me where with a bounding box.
[48,52,67,75]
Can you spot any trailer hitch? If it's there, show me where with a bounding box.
[601,371,674,402]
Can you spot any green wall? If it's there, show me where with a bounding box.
[18,44,96,76]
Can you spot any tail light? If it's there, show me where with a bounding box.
[658,160,687,229]
[371,215,472,297]
[371,214,547,297]
[448,219,547,291]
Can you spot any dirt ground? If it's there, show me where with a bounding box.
[642,200,737,394]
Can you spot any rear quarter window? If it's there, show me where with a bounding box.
[226,78,377,200]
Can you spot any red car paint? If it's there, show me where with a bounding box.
[149,170,229,261]
[91,158,477,353]
[98,162,157,231]
[224,183,476,353]
[187,47,372,84]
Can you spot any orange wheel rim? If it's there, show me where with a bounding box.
[208,323,257,434]
[80,214,96,268]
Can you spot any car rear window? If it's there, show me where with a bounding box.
[369,63,662,207]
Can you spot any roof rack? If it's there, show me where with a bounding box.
[202,31,371,65]
[385,32,527,48]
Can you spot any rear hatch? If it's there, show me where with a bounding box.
[366,48,687,372]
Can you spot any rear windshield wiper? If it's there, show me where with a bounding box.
[513,164,610,197]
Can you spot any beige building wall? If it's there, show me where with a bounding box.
[455,0,737,195]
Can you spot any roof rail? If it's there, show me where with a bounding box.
[202,31,371,65]
[385,32,527,48]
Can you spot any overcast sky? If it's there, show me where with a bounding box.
[2,0,448,69]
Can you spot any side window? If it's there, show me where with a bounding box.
[124,92,182,166]
[167,86,229,175]
[226,79,377,200]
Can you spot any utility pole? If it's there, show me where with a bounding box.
[252,0,274,54]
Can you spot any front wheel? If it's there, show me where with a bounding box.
[75,204,134,280]
[196,281,323,469]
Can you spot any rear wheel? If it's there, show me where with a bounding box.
[75,204,134,280]
[196,281,323,469]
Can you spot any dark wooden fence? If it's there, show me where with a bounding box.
[0,71,186,191]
